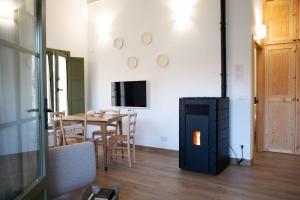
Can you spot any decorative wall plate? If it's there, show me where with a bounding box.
[127,57,138,69]
[157,54,169,68]
[114,37,124,49]
[141,32,152,46]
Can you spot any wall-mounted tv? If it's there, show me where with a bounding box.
[111,81,147,107]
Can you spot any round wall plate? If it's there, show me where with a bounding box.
[141,32,152,46]
[127,57,138,69]
[157,54,169,68]
[114,37,124,49]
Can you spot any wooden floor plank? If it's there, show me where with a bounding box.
[55,150,300,200]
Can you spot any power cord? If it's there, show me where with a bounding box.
[229,145,245,165]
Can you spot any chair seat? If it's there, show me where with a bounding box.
[110,134,133,142]
[85,138,100,142]
[93,130,117,135]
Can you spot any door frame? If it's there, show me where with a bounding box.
[46,48,70,114]
[15,0,49,199]
[252,38,265,157]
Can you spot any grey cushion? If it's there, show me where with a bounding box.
[48,142,96,198]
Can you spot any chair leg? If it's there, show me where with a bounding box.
[133,138,136,164]
[111,141,115,161]
[53,132,57,147]
[94,142,98,168]
[107,139,111,164]
[121,141,124,159]
[127,142,131,168]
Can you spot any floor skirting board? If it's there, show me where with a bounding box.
[136,145,253,167]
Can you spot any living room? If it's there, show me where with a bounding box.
[1,0,300,199]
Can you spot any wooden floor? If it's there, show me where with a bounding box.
[56,149,300,200]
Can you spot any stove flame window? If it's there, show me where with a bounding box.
[193,130,201,146]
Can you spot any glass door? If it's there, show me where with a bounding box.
[0,0,47,199]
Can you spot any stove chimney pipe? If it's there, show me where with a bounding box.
[220,0,227,98]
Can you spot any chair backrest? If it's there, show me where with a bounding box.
[59,114,87,145]
[50,112,65,131]
[100,108,120,130]
[48,142,96,198]
[50,111,65,147]
[128,111,137,137]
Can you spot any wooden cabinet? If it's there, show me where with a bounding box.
[263,0,300,155]
[265,44,296,153]
[296,45,300,154]
[264,0,297,44]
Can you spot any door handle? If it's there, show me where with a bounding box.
[254,97,259,104]
[56,88,63,92]
[45,108,54,112]
[44,98,54,130]
[27,108,39,112]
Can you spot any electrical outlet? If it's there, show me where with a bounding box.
[160,136,168,142]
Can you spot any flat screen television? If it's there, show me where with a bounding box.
[111,81,147,107]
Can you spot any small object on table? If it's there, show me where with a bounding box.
[94,111,105,118]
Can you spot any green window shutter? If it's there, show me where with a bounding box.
[68,57,85,114]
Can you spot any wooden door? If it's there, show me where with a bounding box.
[68,57,85,115]
[265,44,296,154]
[296,43,300,154]
[265,0,297,44]
[254,42,265,153]
[298,0,300,40]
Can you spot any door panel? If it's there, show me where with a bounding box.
[265,44,296,154]
[265,0,296,44]
[296,42,300,155]
[68,57,85,115]
[266,102,295,153]
[0,0,47,199]
[297,95,300,153]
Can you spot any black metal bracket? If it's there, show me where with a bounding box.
[44,98,53,129]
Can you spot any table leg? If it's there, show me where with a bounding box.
[101,123,108,171]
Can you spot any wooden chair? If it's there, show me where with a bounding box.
[90,109,119,165]
[110,111,137,167]
[50,111,65,147]
[59,114,87,146]
[92,108,120,139]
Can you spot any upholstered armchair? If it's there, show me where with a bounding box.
[48,142,96,199]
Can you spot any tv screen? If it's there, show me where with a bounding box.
[111,81,147,107]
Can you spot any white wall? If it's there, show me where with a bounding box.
[87,0,257,160]
[46,0,89,109]
[227,0,255,160]
[45,0,262,160]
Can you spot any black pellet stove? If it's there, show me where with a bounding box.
[179,97,230,175]
[179,0,229,175]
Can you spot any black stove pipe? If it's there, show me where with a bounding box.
[220,0,227,98]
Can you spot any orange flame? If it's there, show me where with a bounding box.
[193,131,201,145]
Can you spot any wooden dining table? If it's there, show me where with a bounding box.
[62,113,127,171]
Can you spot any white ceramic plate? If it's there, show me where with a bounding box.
[127,57,138,69]
[114,37,124,49]
[141,32,152,46]
[157,54,169,68]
